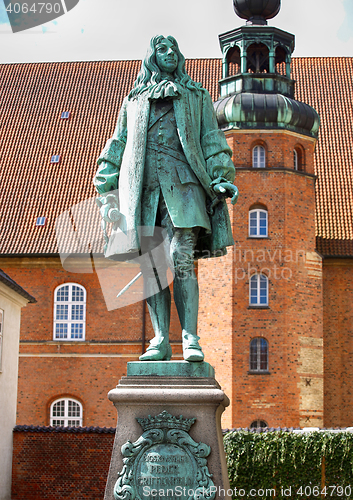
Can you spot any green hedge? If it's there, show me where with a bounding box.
[224,431,353,499]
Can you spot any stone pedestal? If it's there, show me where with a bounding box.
[104,361,230,500]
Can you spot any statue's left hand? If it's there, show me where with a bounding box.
[213,182,239,205]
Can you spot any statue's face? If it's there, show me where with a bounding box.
[155,38,178,74]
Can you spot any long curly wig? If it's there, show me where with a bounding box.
[128,35,203,99]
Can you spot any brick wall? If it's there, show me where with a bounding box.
[12,426,114,500]
[323,259,353,427]
[199,129,322,429]
[0,257,183,427]
[227,129,316,174]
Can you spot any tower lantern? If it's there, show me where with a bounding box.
[216,0,319,138]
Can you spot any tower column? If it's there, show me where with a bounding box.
[269,49,275,73]
[286,54,291,78]
[222,53,229,79]
[240,44,247,73]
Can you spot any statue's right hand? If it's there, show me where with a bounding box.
[96,193,121,224]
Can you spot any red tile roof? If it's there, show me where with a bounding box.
[292,58,353,257]
[0,58,352,257]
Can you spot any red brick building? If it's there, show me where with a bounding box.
[1,8,352,430]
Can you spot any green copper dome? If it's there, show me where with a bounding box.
[214,92,319,137]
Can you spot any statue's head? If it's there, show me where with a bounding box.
[143,35,183,78]
[154,37,179,75]
[129,35,202,99]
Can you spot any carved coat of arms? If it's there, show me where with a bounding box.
[114,411,216,500]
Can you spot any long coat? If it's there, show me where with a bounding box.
[94,86,235,260]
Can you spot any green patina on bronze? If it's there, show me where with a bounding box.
[114,411,216,500]
[93,35,238,364]
[127,361,215,378]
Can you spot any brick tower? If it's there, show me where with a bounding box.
[198,0,322,429]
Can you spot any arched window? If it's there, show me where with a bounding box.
[50,398,83,427]
[293,147,304,171]
[252,145,266,168]
[225,46,241,77]
[247,43,269,73]
[250,274,268,306]
[250,420,268,429]
[249,208,268,237]
[250,338,269,372]
[54,283,86,341]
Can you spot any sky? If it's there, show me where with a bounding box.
[0,0,352,63]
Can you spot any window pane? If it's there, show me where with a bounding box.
[55,323,68,339]
[259,147,265,168]
[249,212,258,235]
[54,284,86,341]
[52,419,65,426]
[253,146,265,168]
[250,340,258,370]
[253,147,258,165]
[71,304,83,321]
[52,401,65,417]
[250,210,267,237]
[68,420,81,427]
[259,294,267,305]
[259,212,267,236]
[260,339,268,370]
[259,275,268,304]
[51,399,82,427]
[68,400,80,417]
[70,324,83,339]
[56,304,68,320]
[56,286,69,302]
[72,286,84,302]
[250,419,268,429]
[250,277,258,304]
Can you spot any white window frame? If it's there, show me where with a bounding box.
[53,283,86,341]
[250,337,269,372]
[252,145,266,168]
[51,155,61,164]
[50,398,83,427]
[36,216,46,227]
[293,149,298,170]
[250,419,268,429]
[0,309,3,372]
[249,209,268,238]
[249,274,268,306]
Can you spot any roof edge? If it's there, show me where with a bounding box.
[0,269,36,303]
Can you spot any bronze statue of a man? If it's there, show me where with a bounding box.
[94,35,237,362]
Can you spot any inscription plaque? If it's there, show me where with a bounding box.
[114,411,215,500]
